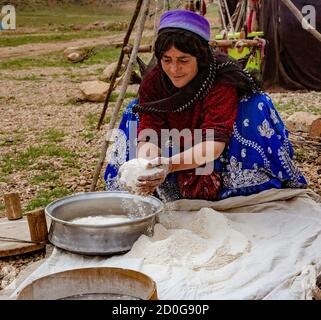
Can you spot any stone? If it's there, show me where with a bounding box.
[102,62,126,81]
[79,180,87,186]
[285,112,320,133]
[79,81,110,102]
[63,47,89,63]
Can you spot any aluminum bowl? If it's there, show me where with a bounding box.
[45,191,163,255]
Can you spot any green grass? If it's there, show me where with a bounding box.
[85,112,99,130]
[1,144,77,174]
[0,174,9,183]
[82,47,121,66]
[31,172,60,184]
[85,112,109,130]
[0,31,123,47]
[109,92,119,102]
[41,129,66,143]
[125,92,138,99]
[16,6,132,29]
[293,147,310,163]
[0,204,5,212]
[62,157,80,169]
[0,47,121,70]
[25,187,71,211]
[0,132,24,146]
[274,100,321,115]
[81,131,95,141]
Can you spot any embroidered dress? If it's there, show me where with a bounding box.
[104,48,306,200]
[214,92,307,199]
[104,94,307,200]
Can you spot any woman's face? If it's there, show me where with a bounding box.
[160,46,198,88]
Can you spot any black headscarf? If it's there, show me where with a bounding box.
[133,31,262,113]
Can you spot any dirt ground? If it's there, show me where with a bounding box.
[0,29,154,60]
[1,64,320,216]
[0,34,124,59]
[1,31,321,296]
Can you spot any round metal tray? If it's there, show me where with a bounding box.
[17,267,158,300]
[45,191,163,255]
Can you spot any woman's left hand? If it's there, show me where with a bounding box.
[135,157,172,195]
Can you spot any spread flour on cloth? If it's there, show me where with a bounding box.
[125,208,251,270]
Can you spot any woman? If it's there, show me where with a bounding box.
[105,10,307,201]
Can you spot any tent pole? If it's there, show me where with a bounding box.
[96,0,144,130]
[90,0,151,192]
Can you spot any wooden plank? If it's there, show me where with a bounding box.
[0,217,46,258]
[27,209,48,242]
[3,193,23,220]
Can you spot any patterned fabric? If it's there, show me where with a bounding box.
[214,92,307,199]
[104,94,307,200]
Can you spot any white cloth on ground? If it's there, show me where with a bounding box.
[8,188,321,300]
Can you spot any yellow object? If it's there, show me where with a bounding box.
[229,46,261,71]
[214,31,264,72]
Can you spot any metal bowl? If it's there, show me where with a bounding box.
[45,191,163,255]
[17,267,158,300]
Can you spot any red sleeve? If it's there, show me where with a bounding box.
[137,111,167,146]
[201,82,238,143]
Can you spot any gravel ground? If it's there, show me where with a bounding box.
[0,62,320,296]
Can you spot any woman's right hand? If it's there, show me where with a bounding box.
[135,157,172,195]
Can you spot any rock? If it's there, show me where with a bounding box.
[309,118,321,138]
[79,180,87,186]
[79,81,110,102]
[285,112,320,133]
[83,22,108,31]
[101,62,126,81]
[63,47,89,63]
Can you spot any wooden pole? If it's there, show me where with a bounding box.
[26,209,48,242]
[210,39,261,47]
[97,0,144,130]
[123,39,261,55]
[280,0,321,43]
[3,193,23,220]
[91,0,151,191]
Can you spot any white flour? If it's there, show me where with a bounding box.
[125,208,250,270]
[119,158,162,194]
[70,215,131,225]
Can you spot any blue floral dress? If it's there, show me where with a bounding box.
[104,93,307,200]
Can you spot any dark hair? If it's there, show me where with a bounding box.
[154,28,262,96]
[154,28,211,70]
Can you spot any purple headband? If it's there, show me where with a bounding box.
[158,10,210,42]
